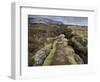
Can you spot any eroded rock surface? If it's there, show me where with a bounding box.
[33,34,84,66]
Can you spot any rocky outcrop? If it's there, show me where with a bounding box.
[69,36,87,64]
[32,44,52,66]
[33,34,84,66]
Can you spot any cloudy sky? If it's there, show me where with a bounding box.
[28,15,88,26]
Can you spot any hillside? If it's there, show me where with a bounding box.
[28,22,88,66]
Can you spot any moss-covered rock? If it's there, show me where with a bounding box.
[69,35,87,64]
[43,40,58,65]
[33,44,52,66]
[74,54,84,64]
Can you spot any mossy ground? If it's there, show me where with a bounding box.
[28,23,87,66]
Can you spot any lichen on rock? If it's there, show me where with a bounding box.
[33,34,84,66]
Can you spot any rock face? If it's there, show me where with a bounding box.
[33,34,84,66]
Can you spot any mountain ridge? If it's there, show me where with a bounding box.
[28,17,64,25]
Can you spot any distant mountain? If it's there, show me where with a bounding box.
[28,17,63,25]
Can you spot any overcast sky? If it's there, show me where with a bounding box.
[28,15,88,26]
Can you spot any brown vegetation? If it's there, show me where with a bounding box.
[28,23,88,66]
